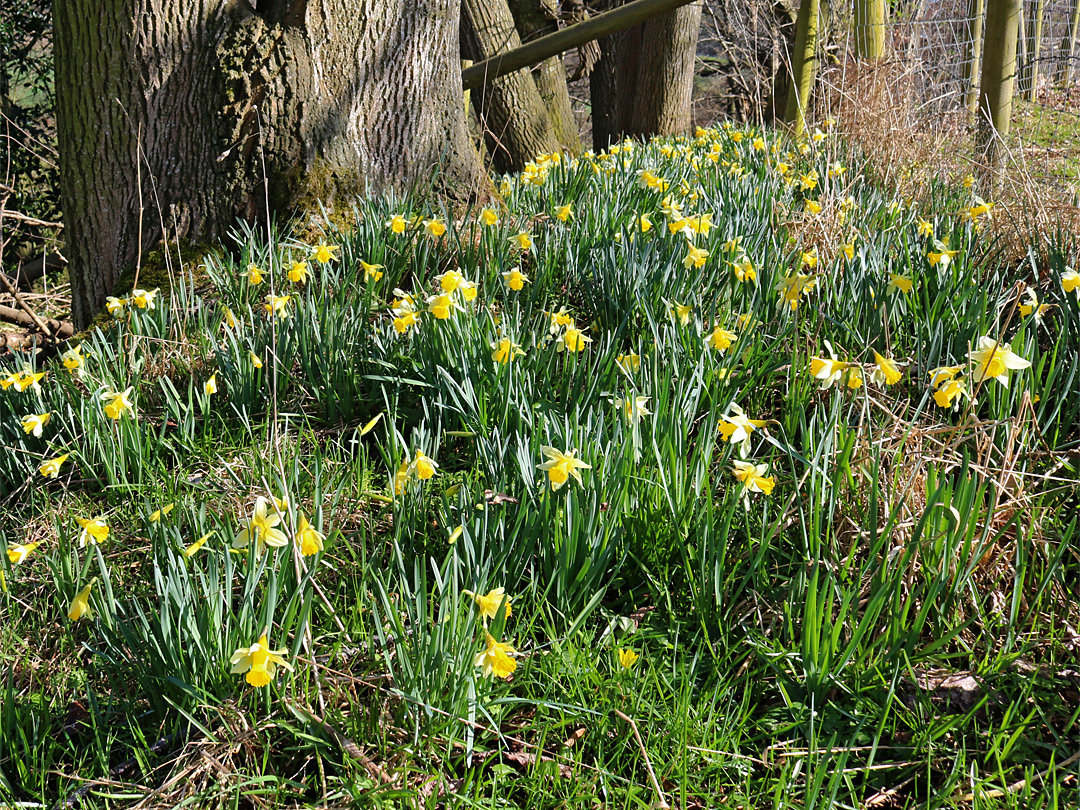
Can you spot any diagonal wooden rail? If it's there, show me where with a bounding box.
[461,0,700,91]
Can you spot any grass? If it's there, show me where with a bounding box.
[1,124,1079,809]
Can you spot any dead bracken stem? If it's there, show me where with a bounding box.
[613,709,669,810]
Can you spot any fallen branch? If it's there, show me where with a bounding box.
[11,252,66,291]
[0,304,73,339]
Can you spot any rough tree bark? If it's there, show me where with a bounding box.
[978,0,1022,186]
[589,1,703,151]
[461,0,561,172]
[784,0,819,136]
[506,0,582,153]
[54,0,484,329]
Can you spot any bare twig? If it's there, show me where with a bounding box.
[613,709,669,809]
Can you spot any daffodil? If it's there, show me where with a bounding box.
[231,634,293,687]
[872,352,903,386]
[250,351,264,368]
[777,272,816,310]
[204,375,218,396]
[409,449,437,480]
[264,293,291,319]
[916,219,933,238]
[491,337,525,364]
[427,293,460,320]
[1018,287,1051,322]
[21,412,51,438]
[393,310,420,333]
[479,207,499,227]
[617,648,639,669]
[683,243,709,269]
[509,232,533,251]
[546,308,575,333]
[934,376,969,409]
[556,204,573,222]
[557,324,592,353]
[7,542,39,565]
[287,260,310,284]
[61,346,85,374]
[841,242,855,261]
[101,387,135,420]
[805,199,822,215]
[927,238,958,267]
[474,631,516,679]
[538,446,591,491]
[888,273,913,294]
[39,453,69,479]
[1,368,46,392]
[1062,267,1079,295]
[184,533,212,558]
[615,353,641,374]
[76,517,109,548]
[502,267,528,291]
[707,326,737,352]
[928,365,962,388]
[223,307,238,329]
[67,580,94,621]
[386,214,407,234]
[730,256,756,283]
[130,288,157,309]
[393,460,410,497]
[718,404,768,457]
[423,218,447,237]
[312,242,339,264]
[968,336,1031,388]
[106,296,127,315]
[464,587,512,621]
[615,395,651,424]
[233,496,289,554]
[801,248,818,268]
[245,263,263,285]
[361,260,384,281]
[296,513,325,557]
[671,302,693,326]
[458,278,479,302]
[732,460,776,496]
[638,213,653,232]
[150,504,175,522]
[810,345,850,389]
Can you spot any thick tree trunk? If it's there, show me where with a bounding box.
[1054,0,1080,86]
[461,0,561,172]
[978,0,1022,186]
[854,0,886,59]
[589,2,702,151]
[963,0,986,114]
[55,0,483,329]
[784,0,820,136]
[506,0,581,153]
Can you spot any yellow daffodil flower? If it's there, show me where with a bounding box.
[245,263,263,285]
[538,446,591,491]
[805,200,822,215]
[502,267,528,291]
[130,288,157,309]
[61,346,85,374]
[718,404,768,457]
[184,532,212,558]
[510,232,533,251]
[491,337,525,364]
[250,351,263,368]
[423,218,447,237]
[76,517,109,548]
[7,542,39,565]
[287,260,310,284]
[264,293,291,319]
[1,368,46,393]
[386,214,407,234]
[231,634,293,687]
[777,272,816,310]
[40,453,69,479]
[1018,288,1051,322]
[638,213,653,232]
[1061,267,1079,295]
[233,496,289,554]
[872,352,903,386]
[683,243,709,269]
[732,460,776,495]
[67,580,95,622]
[427,293,459,320]
[464,588,512,621]
[361,260,384,281]
[707,326,737,352]
[21,412,51,438]
[556,204,573,222]
[888,273,913,294]
[557,324,592,353]
[312,242,339,264]
[393,310,420,334]
[150,504,174,522]
[204,375,218,396]
[615,353,641,374]
[101,387,135,420]
[223,307,238,329]
[479,207,499,227]
[615,395,651,424]
[295,513,325,557]
[409,449,437,480]
[810,345,851,390]
[106,296,127,315]
[927,239,958,267]
[475,632,517,679]
[671,302,693,326]
[934,376,969,409]
[968,336,1031,388]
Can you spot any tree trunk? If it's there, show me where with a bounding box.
[460,0,561,172]
[854,0,886,59]
[1021,0,1045,99]
[978,0,1022,186]
[54,0,483,329]
[589,2,702,150]
[784,0,820,136]
[505,0,581,153]
[1054,0,1080,86]
[963,0,986,115]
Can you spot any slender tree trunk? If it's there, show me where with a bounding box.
[461,0,561,172]
[505,0,581,153]
[54,0,483,329]
[963,0,986,114]
[1054,0,1080,86]
[590,1,702,150]
[854,0,886,59]
[978,0,1022,186]
[784,0,820,135]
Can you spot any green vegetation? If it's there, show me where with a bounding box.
[1,126,1078,808]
